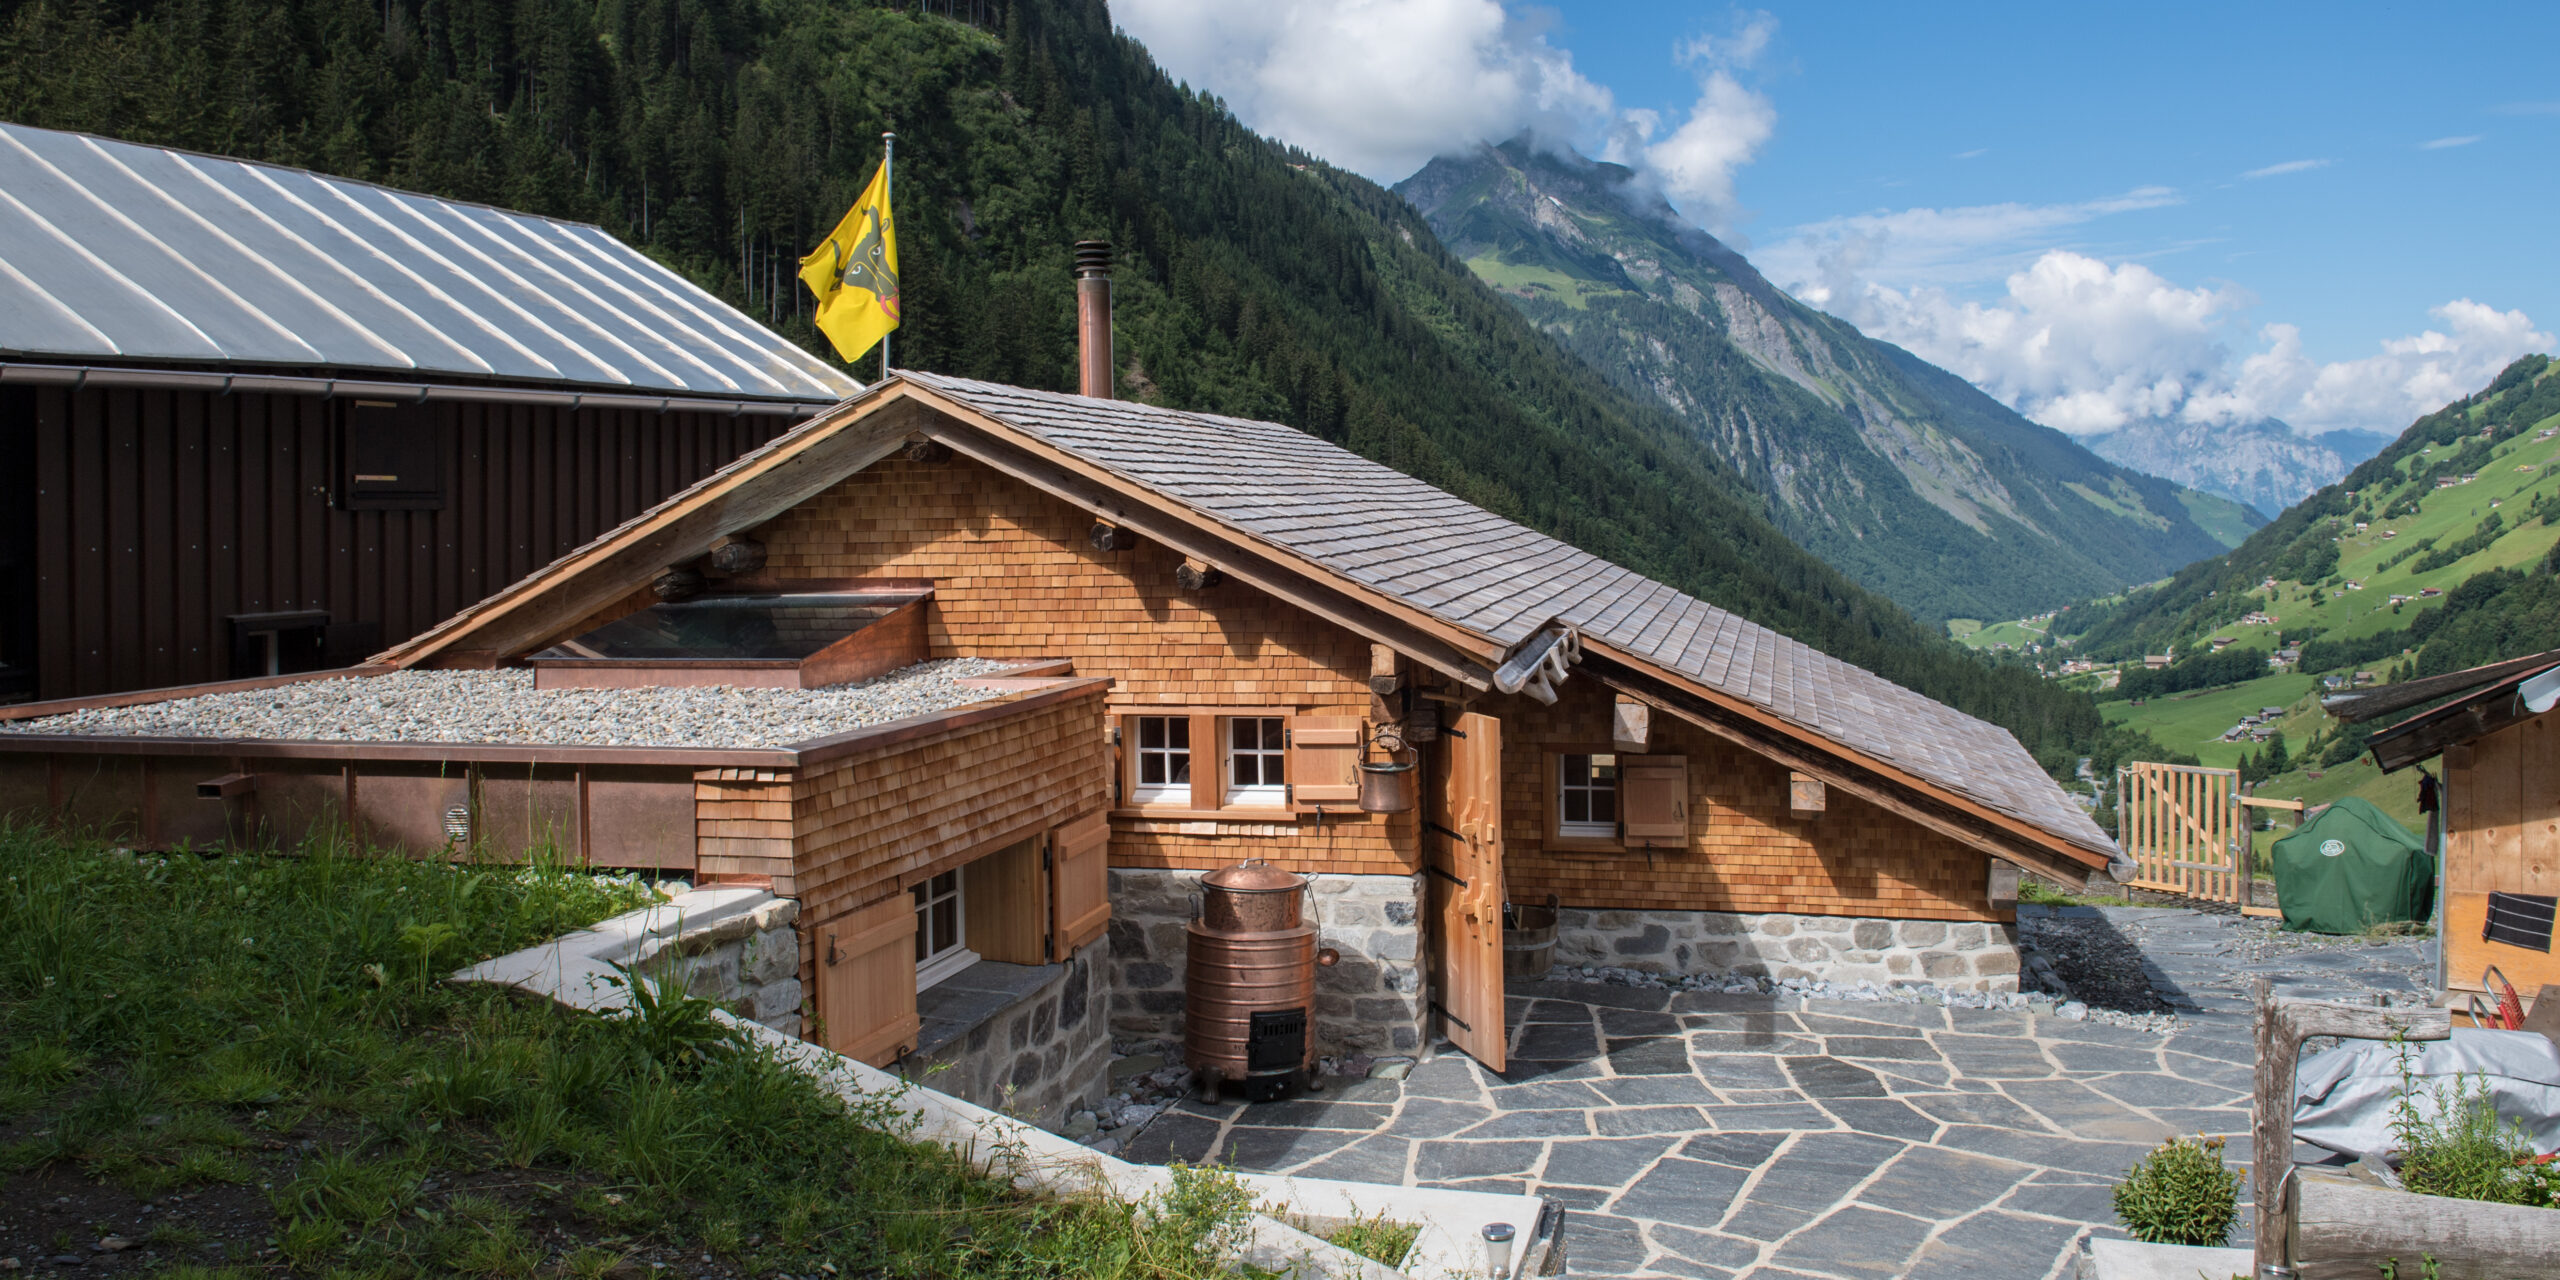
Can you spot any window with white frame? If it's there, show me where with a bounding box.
[1225,716,1287,807]
[1132,715,1192,805]
[912,868,976,990]
[1559,753,1619,839]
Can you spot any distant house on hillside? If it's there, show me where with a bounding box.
[2144,655,2171,669]
[2437,477,2461,489]
[2421,586,2445,598]
[0,123,857,702]
[2209,637,2238,652]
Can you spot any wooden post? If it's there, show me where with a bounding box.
[1174,557,1222,591]
[1368,643,1404,727]
[1787,771,1826,819]
[2252,980,2451,1276]
[1611,694,1650,753]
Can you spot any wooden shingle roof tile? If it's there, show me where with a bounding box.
[902,373,2111,857]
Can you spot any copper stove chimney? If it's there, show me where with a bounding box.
[1074,240,1113,398]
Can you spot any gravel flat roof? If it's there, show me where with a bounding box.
[0,660,1021,749]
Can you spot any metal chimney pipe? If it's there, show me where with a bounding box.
[1074,240,1113,399]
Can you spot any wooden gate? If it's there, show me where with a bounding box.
[2116,762,2289,916]
[1427,710,1506,1072]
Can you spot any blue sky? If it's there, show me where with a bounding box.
[1114,1,2557,439]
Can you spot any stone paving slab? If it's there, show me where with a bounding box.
[1113,906,2386,1279]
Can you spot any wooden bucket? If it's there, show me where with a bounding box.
[1502,898,1559,977]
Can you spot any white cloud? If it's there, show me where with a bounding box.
[1110,1,1777,229]
[2242,158,2332,179]
[2422,134,2483,149]
[1806,249,2551,437]
[1109,0,1613,183]
[1952,147,1988,160]
[1758,187,2181,304]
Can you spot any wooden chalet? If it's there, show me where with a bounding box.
[356,350,2113,1070]
[0,122,857,703]
[0,254,2117,1117]
[2354,650,2560,1005]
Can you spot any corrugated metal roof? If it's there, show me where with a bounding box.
[901,372,2117,859]
[0,122,860,403]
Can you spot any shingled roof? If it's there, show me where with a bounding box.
[377,369,2113,862]
[898,372,2114,859]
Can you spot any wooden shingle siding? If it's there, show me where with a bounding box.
[755,456,1407,875]
[1495,681,1999,922]
[694,767,797,891]
[789,684,1111,933]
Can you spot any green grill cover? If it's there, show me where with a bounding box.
[2272,797,2434,934]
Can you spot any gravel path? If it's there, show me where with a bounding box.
[0,660,1020,749]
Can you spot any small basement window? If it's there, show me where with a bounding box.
[1225,716,1287,807]
[1132,715,1192,804]
[912,868,975,991]
[1559,753,1618,839]
[338,399,444,510]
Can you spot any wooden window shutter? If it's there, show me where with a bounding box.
[1050,810,1112,955]
[816,894,920,1067]
[1289,715,1364,806]
[964,836,1048,966]
[1620,754,1689,845]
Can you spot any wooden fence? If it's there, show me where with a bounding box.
[2116,761,2295,916]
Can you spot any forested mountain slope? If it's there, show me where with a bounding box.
[0,0,2126,771]
[2057,355,2560,679]
[1397,138,2250,624]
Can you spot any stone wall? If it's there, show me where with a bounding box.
[641,894,807,1033]
[1553,907,2019,993]
[1106,868,1426,1057]
[899,939,1111,1129]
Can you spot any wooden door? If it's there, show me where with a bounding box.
[1427,710,1506,1072]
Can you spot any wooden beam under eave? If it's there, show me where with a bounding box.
[1583,645,2112,877]
[1596,669,2102,889]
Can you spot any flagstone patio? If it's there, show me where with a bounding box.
[1127,980,2252,1278]
[1117,904,2434,1277]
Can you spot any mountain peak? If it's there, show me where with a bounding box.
[1394,140,2249,621]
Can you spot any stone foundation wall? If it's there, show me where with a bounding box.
[1106,869,1426,1056]
[899,940,1110,1129]
[1554,907,2019,993]
[644,895,806,1034]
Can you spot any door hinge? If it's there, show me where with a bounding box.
[1284,783,1294,803]
[1426,864,1469,888]
[1428,1000,1472,1033]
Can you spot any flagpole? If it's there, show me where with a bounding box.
[879,131,895,382]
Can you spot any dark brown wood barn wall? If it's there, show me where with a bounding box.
[12,384,790,700]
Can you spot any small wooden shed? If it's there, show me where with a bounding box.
[2358,650,2560,1004]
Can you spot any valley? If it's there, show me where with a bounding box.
[1396,137,2248,626]
[2014,356,2560,855]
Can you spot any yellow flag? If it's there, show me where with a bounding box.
[798,160,898,363]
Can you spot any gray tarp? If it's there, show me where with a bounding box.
[2292,1027,2560,1161]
